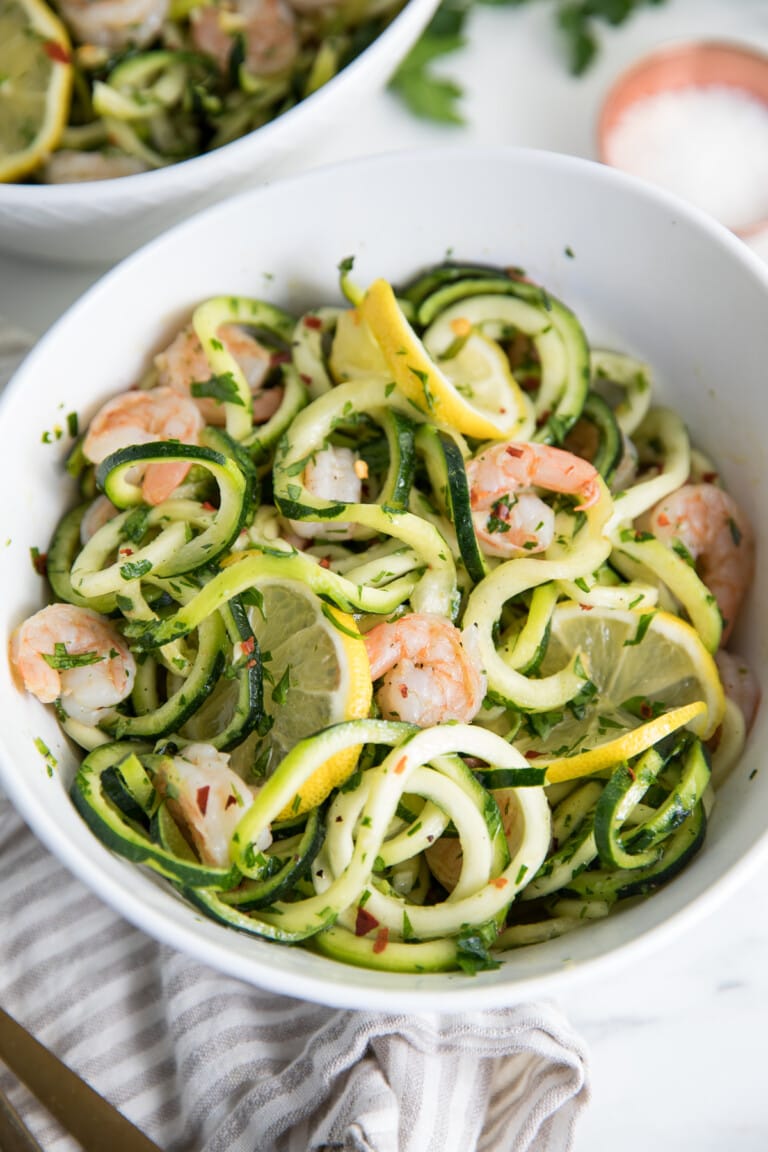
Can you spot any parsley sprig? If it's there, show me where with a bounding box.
[390,0,666,123]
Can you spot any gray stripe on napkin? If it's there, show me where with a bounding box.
[0,792,590,1152]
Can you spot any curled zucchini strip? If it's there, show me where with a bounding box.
[590,348,653,436]
[463,479,614,710]
[291,307,344,398]
[498,582,559,673]
[233,722,550,941]
[74,441,249,590]
[127,547,418,650]
[418,279,589,444]
[415,424,489,586]
[608,406,690,524]
[521,781,601,902]
[248,367,308,462]
[610,531,722,653]
[71,743,241,890]
[272,378,458,617]
[47,503,118,615]
[192,295,297,442]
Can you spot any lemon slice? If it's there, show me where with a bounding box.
[328,307,390,382]
[514,602,725,781]
[359,278,530,440]
[247,579,372,816]
[0,0,73,183]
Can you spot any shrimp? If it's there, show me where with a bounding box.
[154,323,282,426]
[190,0,298,78]
[715,649,760,732]
[9,604,135,725]
[642,483,754,644]
[83,386,204,506]
[465,441,601,558]
[363,613,486,727]
[290,446,362,541]
[153,743,269,868]
[80,495,119,544]
[57,0,168,50]
[42,152,149,184]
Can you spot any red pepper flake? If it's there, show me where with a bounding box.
[393,756,408,775]
[640,700,654,720]
[372,927,389,954]
[241,637,255,655]
[319,556,331,569]
[196,786,210,815]
[119,547,134,557]
[702,471,719,483]
[303,315,323,330]
[491,877,508,889]
[43,40,71,63]
[270,350,291,366]
[32,551,48,576]
[579,603,593,611]
[626,765,636,781]
[656,513,670,527]
[525,750,543,760]
[225,793,238,810]
[505,445,525,459]
[355,906,379,937]
[300,373,313,386]
[201,501,216,512]
[399,684,409,698]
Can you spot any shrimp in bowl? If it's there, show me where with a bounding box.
[82,387,204,506]
[363,613,486,726]
[466,441,601,558]
[9,604,135,726]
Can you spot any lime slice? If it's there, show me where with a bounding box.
[248,579,372,816]
[359,278,531,439]
[514,602,725,780]
[0,0,73,182]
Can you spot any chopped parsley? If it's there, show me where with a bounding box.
[119,558,153,580]
[191,371,245,407]
[42,643,104,671]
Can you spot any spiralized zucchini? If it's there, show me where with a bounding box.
[12,259,757,976]
[20,0,409,185]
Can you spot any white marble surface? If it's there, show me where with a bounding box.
[2,0,768,1147]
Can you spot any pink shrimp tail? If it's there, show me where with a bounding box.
[142,460,194,505]
[363,624,400,681]
[503,442,601,510]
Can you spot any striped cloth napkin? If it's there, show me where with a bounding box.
[0,321,590,1152]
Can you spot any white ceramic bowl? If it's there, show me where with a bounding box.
[1,147,767,1010]
[0,0,438,267]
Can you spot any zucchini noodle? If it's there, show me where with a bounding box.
[12,0,410,185]
[10,259,757,976]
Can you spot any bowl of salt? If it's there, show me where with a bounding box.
[597,40,768,237]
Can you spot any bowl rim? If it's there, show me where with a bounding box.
[0,0,438,206]
[3,142,768,1009]
[596,37,768,239]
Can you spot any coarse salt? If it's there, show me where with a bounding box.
[605,84,768,231]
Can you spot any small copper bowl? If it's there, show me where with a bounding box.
[597,40,768,237]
